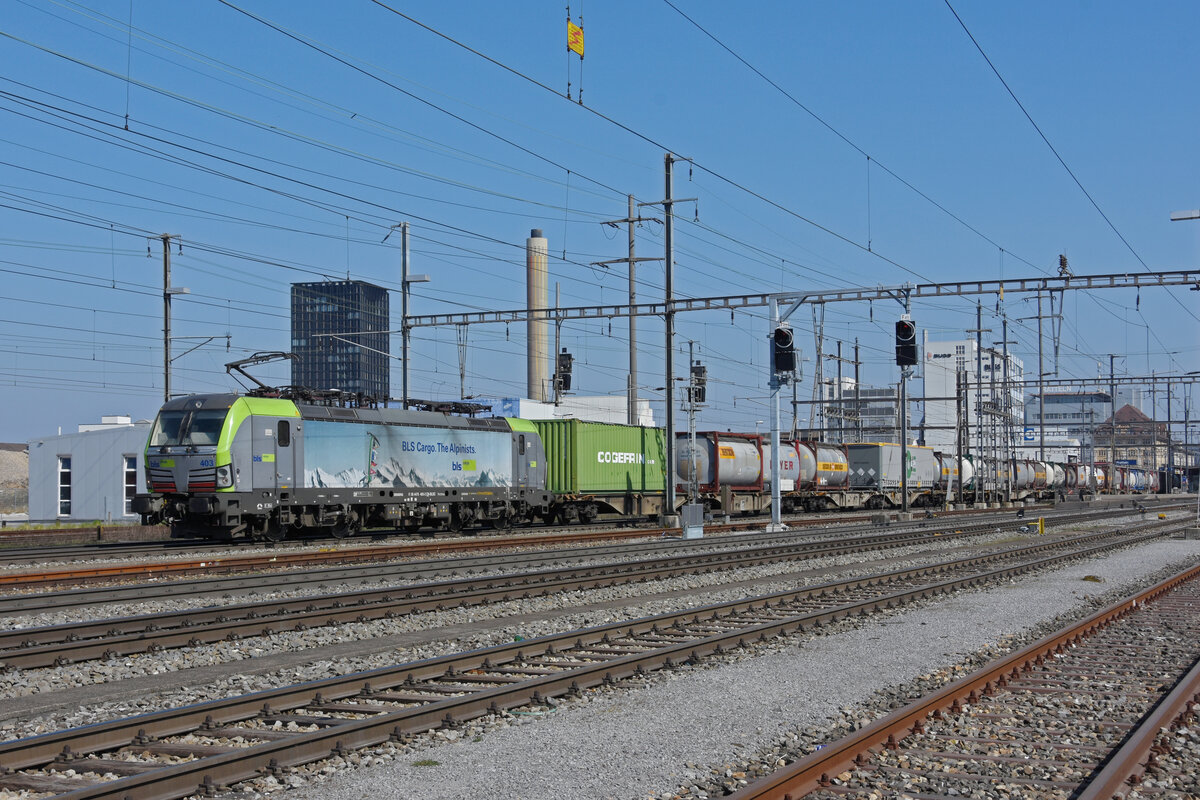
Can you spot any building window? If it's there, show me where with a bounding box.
[124,456,137,515]
[58,457,72,517]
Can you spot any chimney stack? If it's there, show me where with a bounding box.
[526,229,550,401]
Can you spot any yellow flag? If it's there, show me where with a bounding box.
[568,21,584,57]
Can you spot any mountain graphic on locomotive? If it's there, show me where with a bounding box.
[134,392,1156,542]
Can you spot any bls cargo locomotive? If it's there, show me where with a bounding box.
[135,392,1158,542]
[133,393,666,541]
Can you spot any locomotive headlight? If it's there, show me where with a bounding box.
[216,464,233,489]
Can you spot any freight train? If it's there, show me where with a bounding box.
[132,393,667,541]
[133,392,1157,542]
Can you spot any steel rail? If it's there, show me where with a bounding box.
[0,523,1182,800]
[0,514,1152,669]
[0,526,664,588]
[0,500,1099,591]
[0,514,993,615]
[0,501,1137,594]
[722,558,1200,800]
[1074,652,1200,799]
[4,503,1108,618]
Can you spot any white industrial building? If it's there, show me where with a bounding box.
[806,380,906,444]
[1024,391,1112,453]
[28,415,151,522]
[922,339,1024,452]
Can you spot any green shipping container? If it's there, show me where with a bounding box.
[533,419,666,494]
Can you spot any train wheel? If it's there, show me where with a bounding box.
[330,522,355,539]
[491,513,511,531]
[447,511,464,533]
[263,522,286,543]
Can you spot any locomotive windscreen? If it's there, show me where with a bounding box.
[148,409,228,447]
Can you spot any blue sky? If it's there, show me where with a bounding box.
[1,1,1197,442]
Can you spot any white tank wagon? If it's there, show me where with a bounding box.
[675,432,764,515]
[761,441,809,490]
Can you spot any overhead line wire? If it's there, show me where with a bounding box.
[660,0,1046,276]
[369,1,936,283]
[217,0,627,200]
[2,86,668,304]
[942,1,1141,272]
[942,1,1198,326]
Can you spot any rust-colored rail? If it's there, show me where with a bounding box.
[0,526,665,588]
[0,519,1155,670]
[724,560,1200,800]
[0,522,1184,800]
[3,502,1148,593]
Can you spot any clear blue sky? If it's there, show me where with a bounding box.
[1,1,1197,442]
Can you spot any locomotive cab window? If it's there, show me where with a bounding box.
[277,420,291,447]
[149,409,228,447]
[188,412,225,445]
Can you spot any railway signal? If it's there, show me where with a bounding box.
[556,347,573,392]
[773,325,795,373]
[688,360,707,404]
[895,317,918,366]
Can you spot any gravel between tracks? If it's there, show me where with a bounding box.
[0,529,1037,700]
[229,539,1200,800]
[0,524,1191,800]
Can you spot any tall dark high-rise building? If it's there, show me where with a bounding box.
[290,280,390,399]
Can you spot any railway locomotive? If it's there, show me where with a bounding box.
[135,392,1157,542]
[132,392,666,541]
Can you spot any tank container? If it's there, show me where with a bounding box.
[674,432,762,490]
[762,442,812,490]
[1014,460,1032,489]
[812,444,849,487]
[1051,464,1066,488]
[1033,461,1050,488]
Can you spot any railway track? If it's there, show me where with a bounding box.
[0,525,662,589]
[0,511,1165,669]
[0,506,1102,615]
[0,502,1054,565]
[0,518,1187,800]
[0,538,210,565]
[0,519,669,566]
[1,501,1160,597]
[724,552,1200,800]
